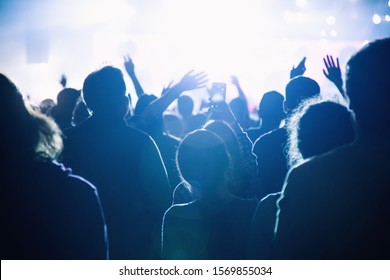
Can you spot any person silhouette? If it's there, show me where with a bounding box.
[253,76,320,199]
[62,66,171,259]
[246,91,286,143]
[229,75,257,129]
[162,130,257,259]
[274,37,390,259]
[0,73,107,259]
[249,98,356,259]
[130,70,208,192]
[51,88,81,130]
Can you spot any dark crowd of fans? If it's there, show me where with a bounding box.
[1,37,389,260]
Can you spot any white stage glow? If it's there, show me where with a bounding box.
[0,0,385,110]
[296,0,307,9]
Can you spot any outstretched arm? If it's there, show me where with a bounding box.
[124,55,145,98]
[208,101,257,198]
[161,81,174,96]
[231,75,252,125]
[323,55,345,99]
[290,57,306,79]
[231,75,248,105]
[144,70,208,117]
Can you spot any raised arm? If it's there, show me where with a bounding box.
[59,74,67,88]
[323,55,345,99]
[143,70,208,117]
[209,102,258,198]
[231,75,248,105]
[160,81,174,96]
[124,55,145,98]
[290,57,306,79]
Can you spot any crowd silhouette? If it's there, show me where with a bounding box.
[1,36,389,260]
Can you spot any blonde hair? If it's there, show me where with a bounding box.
[30,106,63,160]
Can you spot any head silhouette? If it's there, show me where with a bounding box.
[51,88,81,128]
[56,88,80,108]
[285,76,320,112]
[82,66,128,117]
[259,90,286,122]
[178,95,194,118]
[203,120,240,163]
[176,130,229,194]
[345,37,390,140]
[134,94,158,116]
[287,99,356,167]
[299,101,355,158]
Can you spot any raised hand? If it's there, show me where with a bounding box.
[174,70,208,93]
[142,71,207,119]
[231,75,240,86]
[323,55,343,95]
[161,81,174,96]
[290,57,306,79]
[123,55,135,75]
[59,74,67,88]
[123,54,144,97]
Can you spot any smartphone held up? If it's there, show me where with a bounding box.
[210,82,226,106]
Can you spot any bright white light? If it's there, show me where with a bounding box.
[296,12,304,22]
[283,10,309,23]
[320,29,326,37]
[320,38,328,48]
[385,15,390,22]
[283,10,294,22]
[388,0,390,7]
[362,40,369,46]
[326,16,336,25]
[330,30,337,37]
[372,14,381,24]
[296,0,307,8]
[76,0,136,25]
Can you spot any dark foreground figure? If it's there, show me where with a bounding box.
[274,38,390,259]
[0,73,107,259]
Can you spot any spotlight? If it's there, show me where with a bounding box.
[372,14,381,24]
[385,15,390,22]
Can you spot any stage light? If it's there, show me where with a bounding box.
[372,14,381,24]
[326,16,336,25]
[388,0,390,7]
[385,15,390,22]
